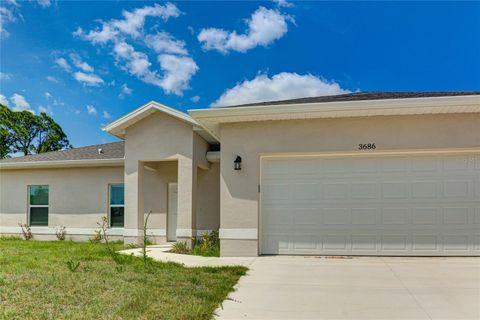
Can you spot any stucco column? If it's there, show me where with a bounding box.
[124,161,144,245]
[176,157,196,245]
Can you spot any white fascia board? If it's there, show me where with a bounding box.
[103,101,199,138]
[0,158,124,170]
[189,95,480,139]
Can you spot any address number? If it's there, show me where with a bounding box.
[358,143,376,150]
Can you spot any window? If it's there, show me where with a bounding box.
[29,185,49,226]
[109,184,124,227]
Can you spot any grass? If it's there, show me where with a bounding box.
[0,238,247,320]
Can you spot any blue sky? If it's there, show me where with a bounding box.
[1,1,479,147]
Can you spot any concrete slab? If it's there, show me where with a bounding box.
[216,256,480,320]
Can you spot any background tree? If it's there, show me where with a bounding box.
[0,104,71,158]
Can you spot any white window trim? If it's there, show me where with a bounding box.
[28,185,49,227]
[108,183,124,228]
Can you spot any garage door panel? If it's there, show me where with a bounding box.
[382,182,409,198]
[351,208,378,225]
[382,208,409,225]
[261,154,480,256]
[443,180,470,197]
[412,208,438,224]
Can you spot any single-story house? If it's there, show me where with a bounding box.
[1,91,480,257]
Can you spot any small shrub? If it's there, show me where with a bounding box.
[171,241,191,254]
[55,226,67,241]
[66,259,80,272]
[18,223,33,240]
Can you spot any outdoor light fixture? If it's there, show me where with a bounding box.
[234,155,242,170]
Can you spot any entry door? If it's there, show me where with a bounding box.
[167,183,178,241]
[261,153,480,256]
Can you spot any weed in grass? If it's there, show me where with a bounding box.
[66,259,80,272]
[55,226,67,241]
[90,229,103,243]
[18,223,33,240]
[142,210,153,267]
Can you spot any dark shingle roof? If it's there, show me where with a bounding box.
[0,141,124,163]
[224,91,480,108]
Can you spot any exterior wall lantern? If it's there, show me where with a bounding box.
[234,155,242,170]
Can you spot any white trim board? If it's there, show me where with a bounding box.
[0,227,166,237]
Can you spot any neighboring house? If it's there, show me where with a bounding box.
[1,91,480,257]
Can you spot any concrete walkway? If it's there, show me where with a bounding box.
[120,245,255,267]
[216,256,480,320]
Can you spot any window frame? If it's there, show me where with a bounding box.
[108,183,125,228]
[28,185,49,227]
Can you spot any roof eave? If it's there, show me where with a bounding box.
[189,95,480,140]
[0,158,125,170]
[103,101,199,138]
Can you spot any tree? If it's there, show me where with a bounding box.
[0,104,71,158]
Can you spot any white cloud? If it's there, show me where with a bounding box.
[198,7,292,54]
[38,0,52,8]
[111,3,181,38]
[102,110,111,119]
[69,53,94,72]
[86,105,97,115]
[211,72,350,107]
[74,109,81,115]
[75,2,196,96]
[44,92,52,99]
[0,94,8,106]
[73,3,180,43]
[55,57,71,72]
[272,0,294,8]
[0,6,17,39]
[10,93,33,112]
[73,71,104,86]
[113,41,157,83]
[119,83,133,98]
[190,95,200,103]
[73,23,118,45]
[157,54,198,95]
[145,31,187,55]
[0,72,11,80]
[46,75,59,83]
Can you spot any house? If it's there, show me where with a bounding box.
[1,91,480,257]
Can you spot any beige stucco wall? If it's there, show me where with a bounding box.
[123,110,214,244]
[219,113,480,256]
[143,160,177,243]
[196,162,220,232]
[0,166,124,239]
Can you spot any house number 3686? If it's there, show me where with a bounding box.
[358,143,376,150]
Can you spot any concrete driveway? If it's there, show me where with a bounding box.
[216,256,480,320]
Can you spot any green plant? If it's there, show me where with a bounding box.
[66,259,80,272]
[171,241,191,254]
[90,229,103,243]
[142,210,153,266]
[200,230,219,252]
[97,216,115,254]
[18,223,33,240]
[55,226,66,241]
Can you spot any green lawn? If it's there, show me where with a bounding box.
[0,238,247,320]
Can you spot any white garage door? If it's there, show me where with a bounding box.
[260,153,480,256]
